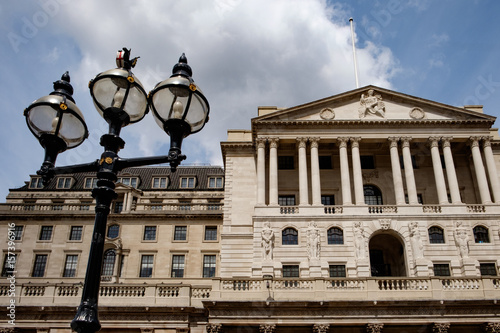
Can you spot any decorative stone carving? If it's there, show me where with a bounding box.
[259,324,276,333]
[362,171,379,182]
[354,221,367,260]
[206,323,222,333]
[320,108,335,120]
[366,323,384,333]
[409,221,424,259]
[261,222,275,260]
[433,322,450,333]
[454,221,470,258]
[359,89,386,119]
[484,322,500,333]
[0,329,16,333]
[306,222,321,260]
[313,324,330,333]
[409,107,426,120]
[379,219,391,230]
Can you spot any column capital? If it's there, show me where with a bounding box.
[388,137,400,148]
[482,136,493,148]
[313,324,330,333]
[469,136,481,147]
[309,137,320,148]
[401,136,412,147]
[269,138,279,149]
[441,136,453,148]
[350,137,361,148]
[366,323,384,333]
[259,324,276,333]
[428,136,440,148]
[432,323,450,333]
[296,137,308,148]
[256,137,267,148]
[337,137,349,148]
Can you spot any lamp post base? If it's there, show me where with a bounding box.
[71,300,101,333]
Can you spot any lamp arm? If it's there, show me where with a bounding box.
[116,152,186,172]
[39,160,100,181]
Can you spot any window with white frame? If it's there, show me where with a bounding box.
[180,177,196,188]
[117,177,138,188]
[139,255,154,277]
[171,255,185,277]
[152,177,168,189]
[57,177,73,189]
[29,177,44,189]
[84,177,98,189]
[203,255,216,278]
[208,176,223,188]
[63,255,78,277]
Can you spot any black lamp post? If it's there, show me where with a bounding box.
[23,48,209,333]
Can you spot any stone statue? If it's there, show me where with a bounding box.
[261,222,275,260]
[454,221,469,258]
[306,222,321,259]
[359,89,386,119]
[409,222,424,259]
[353,221,366,259]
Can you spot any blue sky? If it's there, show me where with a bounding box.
[1,0,499,200]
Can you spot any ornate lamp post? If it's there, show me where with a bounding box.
[23,48,209,333]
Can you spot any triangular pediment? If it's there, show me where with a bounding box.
[253,85,495,124]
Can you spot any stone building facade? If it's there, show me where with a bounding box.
[1,86,500,332]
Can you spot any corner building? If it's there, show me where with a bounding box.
[2,85,500,332]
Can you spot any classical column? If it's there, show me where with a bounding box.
[269,138,279,206]
[388,137,405,205]
[256,138,267,205]
[441,137,462,204]
[338,137,352,205]
[351,137,364,205]
[432,323,450,333]
[310,138,322,205]
[126,192,134,212]
[482,136,500,203]
[313,324,330,333]
[429,137,448,205]
[259,324,276,333]
[123,192,130,212]
[470,136,492,204]
[297,137,309,206]
[401,137,418,204]
[366,323,384,333]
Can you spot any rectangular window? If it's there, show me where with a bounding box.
[208,177,224,188]
[180,177,196,188]
[203,255,217,278]
[283,265,299,278]
[140,255,154,278]
[480,263,497,276]
[114,202,123,213]
[69,226,83,241]
[278,195,296,206]
[321,195,335,205]
[319,156,333,169]
[143,226,157,241]
[204,226,218,241]
[57,177,72,189]
[174,226,187,241]
[84,177,98,189]
[39,226,53,241]
[63,255,78,277]
[14,226,23,241]
[329,264,346,277]
[152,177,168,188]
[118,177,138,188]
[360,155,375,169]
[2,254,16,277]
[29,177,44,189]
[32,254,48,277]
[278,156,294,170]
[433,264,451,277]
[171,255,185,278]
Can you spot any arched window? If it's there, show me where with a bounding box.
[282,228,298,245]
[473,226,490,243]
[428,226,445,244]
[327,227,343,244]
[364,185,383,205]
[107,225,120,239]
[102,249,116,276]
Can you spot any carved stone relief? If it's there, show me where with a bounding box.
[320,108,335,120]
[409,107,426,120]
[359,89,386,119]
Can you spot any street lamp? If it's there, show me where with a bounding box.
[23,48,209,333]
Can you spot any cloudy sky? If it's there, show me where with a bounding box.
[1,0,500,199]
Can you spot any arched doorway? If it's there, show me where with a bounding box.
[369,233,407,277]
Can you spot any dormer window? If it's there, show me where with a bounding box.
[180,177,196,189]
[84,177,98,189]
[117,177,138,188]
[57,177,73,189]
[29,177,44,189]
[152,177,168,189]
[208,176,224,188]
